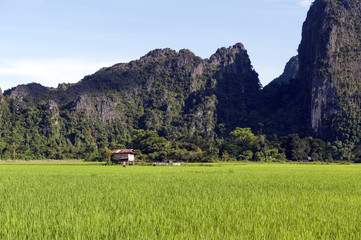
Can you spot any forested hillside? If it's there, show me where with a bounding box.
[0,43,263,160]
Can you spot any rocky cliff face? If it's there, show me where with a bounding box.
[209,43,261,134]
[298,0,361,141]
[272,56,299,85]
[211,43,260,95]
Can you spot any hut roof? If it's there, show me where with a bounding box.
[112,149,136,154]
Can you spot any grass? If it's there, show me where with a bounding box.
[0,162,360,239]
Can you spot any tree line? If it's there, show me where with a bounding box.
[119,128,360,163]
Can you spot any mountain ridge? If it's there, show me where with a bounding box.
[2,43,261,140]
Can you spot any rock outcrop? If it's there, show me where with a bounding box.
[298,0,361,141]
[210,43,261,133]
[272,56,299,85]
[9,83,51,100]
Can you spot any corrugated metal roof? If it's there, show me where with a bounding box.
[112,149,136,154]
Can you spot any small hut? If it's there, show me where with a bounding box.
[111,149,136,165]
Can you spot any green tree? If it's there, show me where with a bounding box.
[131,129,170,161]
[281,134,309,161]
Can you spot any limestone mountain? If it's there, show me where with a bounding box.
[298,0,361,142]
[63,43,260,137]
[262,0,361,142]
[0,43,261,159]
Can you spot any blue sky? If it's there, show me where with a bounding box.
[0,0,313,91]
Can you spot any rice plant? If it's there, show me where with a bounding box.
[0,162,360,239]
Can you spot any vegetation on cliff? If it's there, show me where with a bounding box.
[298,0,361,142]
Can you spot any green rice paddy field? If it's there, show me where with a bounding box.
[0,162,360,239]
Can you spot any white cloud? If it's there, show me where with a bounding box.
[298,0,313,7]
[264,0,314,7]
[0,58,120,90]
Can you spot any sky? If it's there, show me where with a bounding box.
[0,0,314,91]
